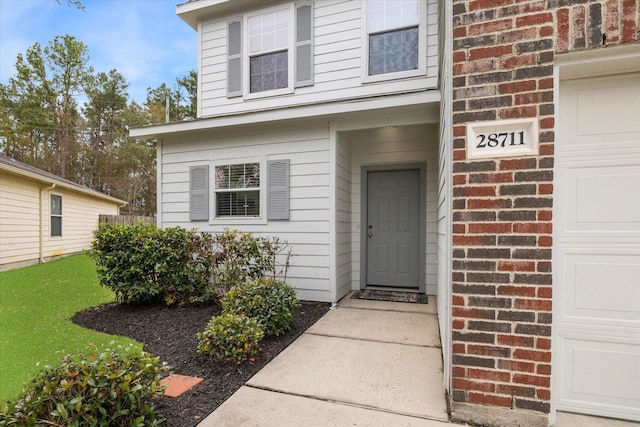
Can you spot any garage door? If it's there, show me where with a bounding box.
[555,72,640,421]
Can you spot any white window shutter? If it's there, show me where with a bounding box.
[190,165,209,221]
[227,19,242,98]
[267,159,290,220]
[295,2,313,88]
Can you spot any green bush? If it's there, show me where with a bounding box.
[0,344,169,426]
[90,223,215,305]
[222,277,300,337]
[211,229,291,296]
[196,313,264,364]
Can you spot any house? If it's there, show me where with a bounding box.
[131,1,639,426]
[0,154,125,271]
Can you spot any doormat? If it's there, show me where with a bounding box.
[351,290,428,304]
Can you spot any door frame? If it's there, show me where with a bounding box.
[360,163,427,293]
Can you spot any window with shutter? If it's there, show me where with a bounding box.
[190,166,209,221]
[214,163,261,217]
[267,159,290,220]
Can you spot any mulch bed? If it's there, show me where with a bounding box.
[72,300,331,427]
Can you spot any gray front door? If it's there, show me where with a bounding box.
[366,169,420,288]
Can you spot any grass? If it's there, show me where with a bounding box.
[0,253,140,403]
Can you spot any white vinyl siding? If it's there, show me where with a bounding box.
[0,173,120,271]
[198,0,438,118]
[335,131,352,301]
[348,124,439,294]
[159,123,332,302]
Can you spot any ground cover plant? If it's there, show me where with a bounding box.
[0,254,139,403]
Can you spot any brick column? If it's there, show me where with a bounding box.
[450,1,554,425]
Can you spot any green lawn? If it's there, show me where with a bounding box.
[0,254,140,402]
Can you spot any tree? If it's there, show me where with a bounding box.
[145,69,197,123]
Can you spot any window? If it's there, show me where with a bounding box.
[215,163,261,217]
[365,0,423,78]
[227,3,313,98]
[51,194,62,237]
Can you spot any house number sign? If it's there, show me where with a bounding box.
[466,118,539,160]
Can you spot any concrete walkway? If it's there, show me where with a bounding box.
[198,293,455,426]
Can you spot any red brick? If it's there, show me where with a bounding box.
[498,359,535,373]
[538,236,553,247]
[514,348,551,362]
[500,53,537,69]
[468,392,512,407]
[515,92,544,105]
[539,25,554,37]
[469,19,514,36]
[498,261,536,272]
[453,295,465,306]
[538,77,554,90]
[513,222,552,234]
[538,183,553,194]
[453,378,496,393]
[453,51,467,63]
[498,334,535,348]
[605,0,620,44]
[497,384,536,397]
[468,344,512,358]
[514,373,550,388]
[621,0,638,43]
[453,319,466,330]
[516,12,553,28]
[454,26,468,38]
[537,210,552,221]
[455,186,496,197]
[468,368,511,382]
[537,364,552,376]
[454,235,488,245]
[540,117,555,129]
[453,343,467,355]
[499,79,537,94]
[536,338,551,350]
[537,261,552,273]
[499,27,538,43]
[500,105,537,119]
[537,388,551,400]
[453,224,466,234]
[498,285,536,296]
[469,223,512,234]
[572,6,586,48]
[454,59,497,75]
[454,149,467,161]
[453,366,466,377]
[468,198,512,209]
[470,45,514,61]
[557,8,570,53]
[454,125,466,137]
[470,0,514,12]
[537,287,552,298]
[453,174,467,185]
[515,298,552,311]
[500,158,536,171]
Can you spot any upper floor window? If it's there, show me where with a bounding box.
[227,2,313,99]
[51,194,62,237]
[364,0,426,81]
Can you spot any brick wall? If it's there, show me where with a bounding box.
[450,0,637,424]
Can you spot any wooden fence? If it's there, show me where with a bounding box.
[98,215,156,226]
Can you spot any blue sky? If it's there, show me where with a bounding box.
[0,0,197,104]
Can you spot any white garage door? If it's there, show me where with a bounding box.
[555,71,640,421]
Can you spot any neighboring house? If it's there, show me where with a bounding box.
[0,154,125,271]
[131,1,639,426]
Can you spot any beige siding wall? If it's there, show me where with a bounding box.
[348,124,439,294]
[160,122,333,302]
[198,0,439,118]
[0,172,120,271]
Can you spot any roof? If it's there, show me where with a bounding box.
[0,154,127,205]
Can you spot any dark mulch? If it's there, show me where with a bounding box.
[72,300,331,427]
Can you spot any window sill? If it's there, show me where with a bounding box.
[244,86,294,100]
[210,216,267,226]
[361,68,426,84]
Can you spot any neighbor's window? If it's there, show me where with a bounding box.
[367,0,420,76]
[215,163,261,217]
[248,9,289,93]
[51,194,62,237]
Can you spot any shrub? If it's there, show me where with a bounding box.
[90,223,215,305]
[196,313,264,364]
[211,229,291,297]
[0,344,169,426]
[222,277,300,337]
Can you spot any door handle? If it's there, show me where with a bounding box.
[368,231,373,238]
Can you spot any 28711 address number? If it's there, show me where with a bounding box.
[476,131,525,148]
